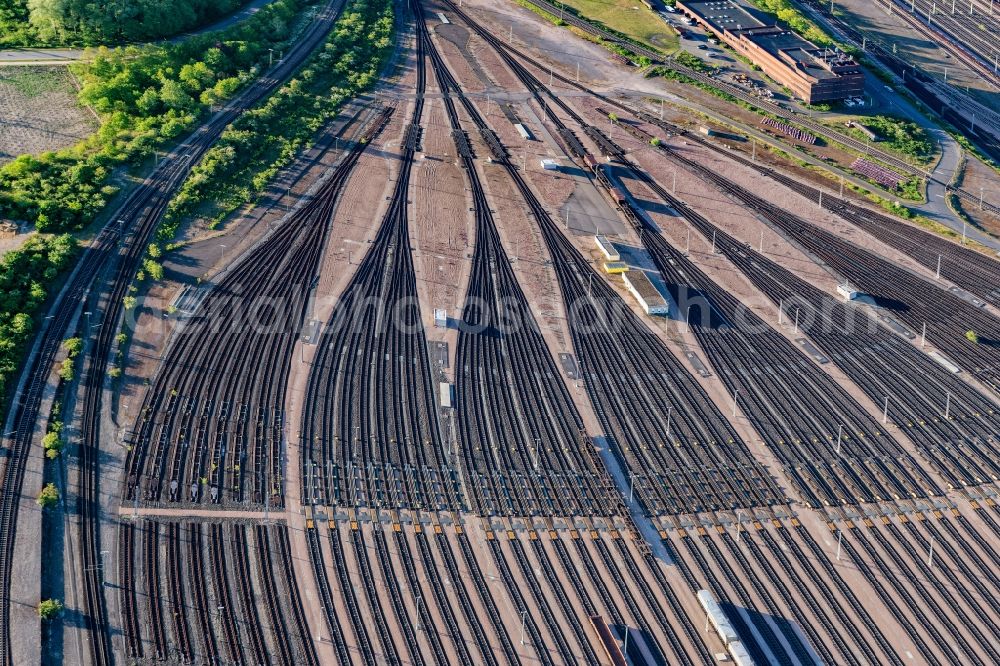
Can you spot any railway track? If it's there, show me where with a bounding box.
[273,525,321,666]
[645,173,1000,486]
[253,524,296,666]
[186,523,220,665]
[303,525,351,665]
[637,114,1000,302]
[208,523,245,664]
[129,102,389,509]
[545,62,1000,661]
[329,523,378,664]
[117,522,143,660]
[352,528,402,664]
[884,0,1000,87]
[517,0,1000,215]
[426,6,770,664]
[659,145,1000,395]
[424,9,1000,663]
[296,13,510,665]
[381,528,436,666]
[423,9,602,663]
[584,119,995,507]
[0,1,352,661]
[143,522,168,661]
[165,522,193,664]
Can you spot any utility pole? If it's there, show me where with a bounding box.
[520,610,527,645]
[732,389,739,417]
[927,536,935,566]
[936,254,942,279]
[883,396,890,424]
[921,322,927,348]
[836,529,843,560]
[944,392,951,419]
[836,424,843,455]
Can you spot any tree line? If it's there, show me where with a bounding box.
[0,234,77,407]
[0,0,315,233]
[1,0,250,47]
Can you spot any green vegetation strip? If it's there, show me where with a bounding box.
[155,0,395,259]
[0,0,251,48]
[746,0,832,46]
[0,0,318,233]
[0,234,78,405]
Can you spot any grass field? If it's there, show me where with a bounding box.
[555,0,678,53]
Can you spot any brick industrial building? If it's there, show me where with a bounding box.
[675,0,864,103]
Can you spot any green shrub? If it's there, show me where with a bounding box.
[36,483,59,508]
[37,598,63,620]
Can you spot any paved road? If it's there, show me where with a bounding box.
[0,0,277,65]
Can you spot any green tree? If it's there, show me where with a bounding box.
[58,357,74,382]
[966,330,979,344]
[42,430,63,459]
[37,598,63,620]
[36,482,59,508]
[62,337,82,357]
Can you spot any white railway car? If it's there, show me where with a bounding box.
[697,589,739,645]
[728,641,755,665]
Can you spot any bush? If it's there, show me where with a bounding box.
[57,357,74,382]
[36,482,59,508]
[966,330,979,343]
[42,427,64,459]
[674,51,717,74]
[37,598,63,620]
[865,116,933,162]
[62,337,82,356]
